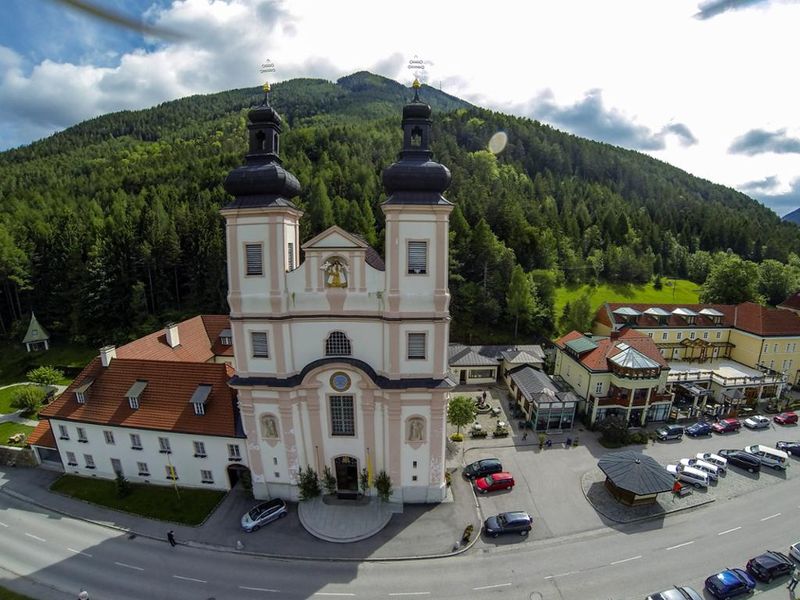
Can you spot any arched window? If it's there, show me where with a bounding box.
[255,130,267,151]
[261,414,279,440]
[410,126,422,147]
[325,331,352,356]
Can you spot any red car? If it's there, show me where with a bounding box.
[774,412,798,425]
[474,472,515,494]
[711,418,741,433]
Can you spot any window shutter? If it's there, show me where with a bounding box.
[407,241,427,274]
[287,242,295,271]
[245,244,263,276]
[252,332,269,357]
[408,333,426,359]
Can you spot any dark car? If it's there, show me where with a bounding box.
[775,412,799,425]
[240,498,288,532]
[655,425,684,441]
[712,418,741,433]
[776,441,800,456]
[464,458,502,480]
[483,511,532,538]
[704,568,756,599]
[746,550,793,582]
[686,422,712,437]
[718,449,761,473]
[646,586,703,600]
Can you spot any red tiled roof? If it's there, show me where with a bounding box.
[40,357,240,437]
[600,303,736,329]
[778,292,800,311]
[558,329,668,372]
[733,302,800,336]
[27,420,56,448]
[116,315,231,362]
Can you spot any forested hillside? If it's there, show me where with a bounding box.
[0,71,797,345]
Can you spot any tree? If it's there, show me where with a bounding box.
[506,264,534,339]
[374,470,393,502]
[700,254,761,304]
[322,466,337,495]
[115,472,131,498]
[558,293,593,334]
[11,386,45,416]
[359,467,370,496]
[758,259,794,306]
[447,395,475,436]
[26,366,63,387]
[297,466,321,501]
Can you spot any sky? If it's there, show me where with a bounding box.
[1,0,799,216]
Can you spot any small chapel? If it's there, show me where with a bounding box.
[221,80,455,503]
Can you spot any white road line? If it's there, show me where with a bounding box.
[544,572,575,580]
[24,533,46,542]
[66,548,92,557]
[0,521,8,527]
[389,593,431,597]
[610,555,642,565]
[173,575,206,584]
[114,562,144,571]
[239,586,280,593]
[314,594,356,597]
[473,583,512,591]
[761,513,781,521]
[718,527,742,535]
[667,541,695,550]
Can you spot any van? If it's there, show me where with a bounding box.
[666,463,709,488]
[655,425,684,441]
[743,444,789,471]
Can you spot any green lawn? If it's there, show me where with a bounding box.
[0,385,30,414]
[0,422,35,446]
[554,279,701,327]
[0,340,95,387]
[51,475,226,525]
[0,585,38,600]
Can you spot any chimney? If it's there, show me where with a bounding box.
[99,345,116,367]
[165,322,180,348]
[609,330,621,340]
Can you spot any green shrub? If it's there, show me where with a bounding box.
[461,524,474,543]
[470,429,488,438]
[115,472,131,498]
[297,466,321,501]
[11,386,45,416]
[374,470,393,502]
[450,432,464,442]
[444,471,452,487]
[359,467,370,495]
[26,366,64,387]
[322,466,337,495]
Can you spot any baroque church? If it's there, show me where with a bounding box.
[221,80,454,503]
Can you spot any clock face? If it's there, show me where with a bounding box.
[330,372,351,392]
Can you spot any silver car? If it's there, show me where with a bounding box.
[666,464,709,489]
[679,458,720,481]
[241,498,288,532]
[743,415,771,430]
[646,586,703,600]
[696,452,727,473]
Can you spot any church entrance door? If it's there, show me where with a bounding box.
[334,456,359,494]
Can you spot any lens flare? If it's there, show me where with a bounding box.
[488,131,508,155]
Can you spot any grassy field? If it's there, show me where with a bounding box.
[51,475,226,525]
[554,279,701,326]
[0,385,30,414]
[0,340,95,387]
[0,585,38,600]
[0,422,35,446]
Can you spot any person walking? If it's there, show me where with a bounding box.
[167,530,176,547]
[522,430,528,441]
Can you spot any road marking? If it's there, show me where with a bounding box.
[610,555,641,565]
[239,586,280,593]
[24,533,45,542]
[67,548,92,557]
[0,521,8,527]
[173,575,206,583]
[114,562,144,571]
[718,527,741,535]
[473,583,512,590]
[314,594,356,597]
[667,541,695,550]
[761,513,781,521]
[544,572,576,580]
[389,593,431,597]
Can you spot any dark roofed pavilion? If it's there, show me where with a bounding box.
[598,450,674,506]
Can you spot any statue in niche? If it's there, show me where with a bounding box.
[322,257,348,288]
[261,415,279,439]
[407,417,425,442]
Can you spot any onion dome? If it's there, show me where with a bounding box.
[382,79,452,205]
[223,82,301,208]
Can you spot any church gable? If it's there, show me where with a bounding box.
[301,225,368,251]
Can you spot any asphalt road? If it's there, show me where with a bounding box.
[3,423,800,599]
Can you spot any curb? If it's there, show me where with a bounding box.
[0,485,480,563]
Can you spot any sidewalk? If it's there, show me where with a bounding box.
[0,465,481,561]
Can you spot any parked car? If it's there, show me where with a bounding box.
[483,511,532,538]
[743,415,771,429]
[666,464,709,488]
[463,458,503,480]
[774,412,798,425]
[696,452,728,473]
[790,541,800,562]
[746,550,793,582]
[718,449,761,473]
[704,568,756,599]
[655,424,684,441]
[679,458,720,480]
[474,472,515,494]
[743,444,789,470]
[685,422,712,437]
[712,418,741,433]
[240,498,288,532]
[776,441,800,456]
[646,586,703,600]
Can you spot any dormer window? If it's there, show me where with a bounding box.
[325,331,352,356]
[74,379,94,405]
[219,328,232,346]
[76,392,86,404]
[125,380,147,410]
[190,384,212,416]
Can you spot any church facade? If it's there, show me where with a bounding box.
[221,82,454,503]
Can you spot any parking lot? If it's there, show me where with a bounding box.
[461,412,800,543]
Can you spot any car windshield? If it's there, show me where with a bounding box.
[498,514,507,525]
[248,508,261,520]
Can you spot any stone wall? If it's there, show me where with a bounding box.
[0,446,37,467]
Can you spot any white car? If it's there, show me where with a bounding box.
[696,452,727,473]
[743,415,771,430]
[679,457,720,481]
[790,541,800,562]
[666,464,710,489]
